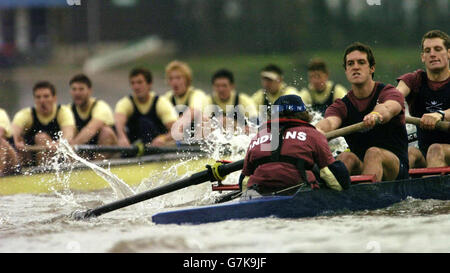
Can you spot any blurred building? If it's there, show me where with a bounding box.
[0,0,448,68]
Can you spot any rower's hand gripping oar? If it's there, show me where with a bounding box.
[405,116,450,132]
[71,159,244,220]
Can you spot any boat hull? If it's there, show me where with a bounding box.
[152,174,450,225]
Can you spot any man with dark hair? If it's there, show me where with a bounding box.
[0,108,18,175]
[115,68,178,147]
[299,58,347,115]
[241,94,350,196]
[68,74,117,159]
[12,81,75,165]
[316,42,409,182]
[252,64,302,109]
[204,69,258,128]
[397,30,450,168]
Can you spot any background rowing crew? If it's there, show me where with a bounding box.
[0,30,448,189]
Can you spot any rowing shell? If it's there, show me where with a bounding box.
[0,152,212,196]
[152,172,450,225]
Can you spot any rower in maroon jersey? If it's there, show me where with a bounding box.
[316,42,409,182]
[241,95,350,196]
[396,30,450,168]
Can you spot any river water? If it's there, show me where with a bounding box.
[0,123,449,254]
[1,188,449,253]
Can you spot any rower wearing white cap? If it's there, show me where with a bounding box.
[252,64,308,111]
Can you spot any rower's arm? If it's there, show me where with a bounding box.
[320,161,351,191]
[60,125,75,142]
[0,127,5,140]
[315,116,342,134]
[396,80,411,98]
[442,108,450,122]
[11,124,25,150]
[367,100,402,127]
[114,113,131,146]
[70,119,105,145]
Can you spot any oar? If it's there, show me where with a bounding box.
[71,159,244,220]
[405,116,450,132]
[324,121,366,140]
[25,143,204,157]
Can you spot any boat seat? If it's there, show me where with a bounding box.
[350,174,377,184]
[409,166,450,178]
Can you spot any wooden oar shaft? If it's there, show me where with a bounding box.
[405,116,450,132]
[24,145,55,152]
[325,121,365,140]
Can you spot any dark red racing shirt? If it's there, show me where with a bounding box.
[242,119,335,190]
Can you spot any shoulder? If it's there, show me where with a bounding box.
[163,91,174,99]
[116,96,132,105]
[92,100,114,117]
[396,69,424,89]
[191,88,207,100]
[0,108,9,119]
[333,83,348,98]
[379,83,402,96]
[14,107,32,118]
[297,89,312,105]
[59,105,74,115]
[192,88,206,95]
[378,83,405,104]
[95,99,113,109]
[252,89,264,98]
[237,93,252,103]
[57,105,75,125]
[324,98,347,119]
[204,94,213,105]
[155,94,174,106]
[284,85,299,94]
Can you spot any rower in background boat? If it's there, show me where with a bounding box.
[68,74,118,160]
[12,81,76,166]
[252,64,304,115]
[203,69,258,134]
[0,108,19,175]
[396,30,450,168]
[316,42,409,182]
[241,94,350,197]
[115,68,178,148]
[298,58,348,116]
[163,60,207,141]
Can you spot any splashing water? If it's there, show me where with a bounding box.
[53,139,136,199]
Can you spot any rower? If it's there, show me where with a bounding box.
[252,64,305,118]
[163,60,207,141]
[204,69,258,133]
[12,81,76,166]
[298,58,347,115]
[0,108,19,175]
[396,30,450,168]
[316,42,409,182]
[241,95,350,197]
[68,74,117,159]
[115,68,178,148]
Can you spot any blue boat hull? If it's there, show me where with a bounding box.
[152,175,450,225]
